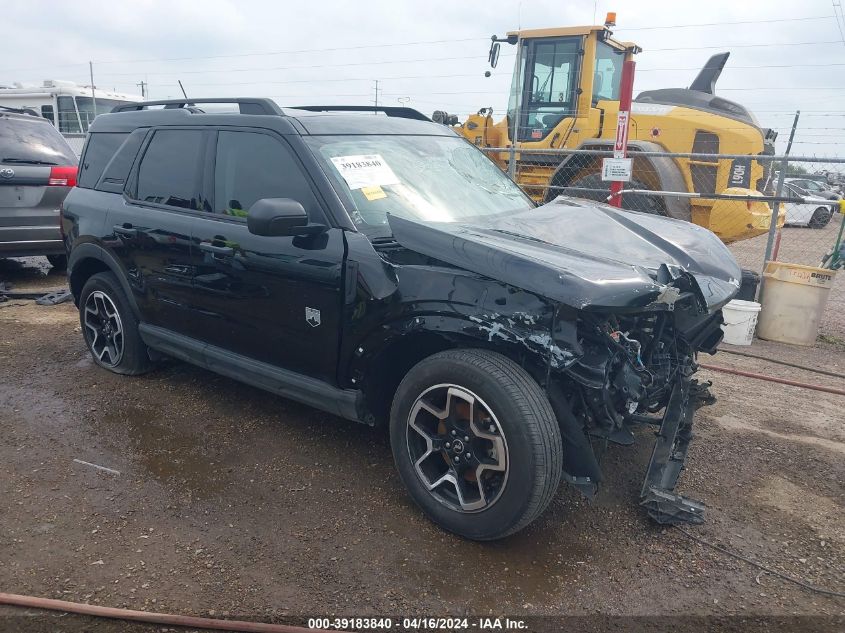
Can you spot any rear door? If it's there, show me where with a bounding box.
[108,128,206,334]
[189,129,345,382]
[0,115,77,252]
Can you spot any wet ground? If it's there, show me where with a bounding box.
[1,256,844,630]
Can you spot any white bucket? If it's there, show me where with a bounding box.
[721,299,761,346]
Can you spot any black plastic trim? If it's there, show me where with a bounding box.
[138,324,365,423]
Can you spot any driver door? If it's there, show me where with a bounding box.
[189,129,345,383]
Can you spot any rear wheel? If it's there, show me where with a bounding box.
[565,173,667,216]
[809,207,832,229]
[390,349,562,540]
[46,254,67,270]
[79,272,152,375]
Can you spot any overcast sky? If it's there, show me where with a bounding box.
[2,0,844,156]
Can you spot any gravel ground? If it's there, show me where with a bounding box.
[728,219,844,340]
[1,257,844,631]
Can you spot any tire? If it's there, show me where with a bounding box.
[46,254,67,270]
[79,271,152,375]
[389,349,562,540]
[809,207,832,229]
[566,173,667,216]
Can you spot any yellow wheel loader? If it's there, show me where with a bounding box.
[434,18,782,243]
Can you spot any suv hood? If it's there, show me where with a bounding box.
[388,198,741,311]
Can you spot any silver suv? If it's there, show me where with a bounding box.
[0,106,78,269]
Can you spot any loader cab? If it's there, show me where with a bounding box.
[498,26,632,143]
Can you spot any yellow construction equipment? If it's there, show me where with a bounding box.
[434,15,781,243]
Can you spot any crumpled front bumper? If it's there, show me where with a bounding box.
[638,376,708,525]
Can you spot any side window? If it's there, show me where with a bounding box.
[57,96,79,133]
[97,128,148,193]
[593,42,624,102]
[213,131,320,219]
[41,105,54,124]
[136,129,203,210]
[78,132,128,189]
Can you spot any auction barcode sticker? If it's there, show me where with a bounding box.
[330,154,400,191]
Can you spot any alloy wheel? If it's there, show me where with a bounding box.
[406,384,509,513]
[83,290,125,367]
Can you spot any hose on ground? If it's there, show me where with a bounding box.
[673,527,845,599]
[0,592,329,633]
[719,348,845,380]
[698,363,845,397]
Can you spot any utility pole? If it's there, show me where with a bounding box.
[373,80,379,112]
[89,61,97,111]
[136,80,147,98]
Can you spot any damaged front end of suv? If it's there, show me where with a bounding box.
[383,199,741,525]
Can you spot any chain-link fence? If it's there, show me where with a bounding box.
[62,132,86,157]
[479,147,845,342]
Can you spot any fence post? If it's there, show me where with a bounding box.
[762,110,800,271]
[608,60,637,208]
[508,38,523,180]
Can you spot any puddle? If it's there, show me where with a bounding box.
[100,405,229,497]
[399,507,599,609]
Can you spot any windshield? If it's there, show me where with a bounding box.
[305,135,534,234]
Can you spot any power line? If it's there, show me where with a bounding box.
[645,40,843,51]
[617,15,836,30]
[93,53,506,77]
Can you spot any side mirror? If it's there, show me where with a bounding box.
[488,41,501,68]
[247,198,308,236]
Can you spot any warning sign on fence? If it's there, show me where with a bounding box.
[601,157,633,182]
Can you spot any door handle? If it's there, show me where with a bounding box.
[113,224,137,237]
[199,242,234,256]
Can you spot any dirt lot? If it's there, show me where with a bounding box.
[1,257,844,630]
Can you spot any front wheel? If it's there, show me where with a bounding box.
[390,349,562,540]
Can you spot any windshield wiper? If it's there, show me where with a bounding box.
[2,157,58,165]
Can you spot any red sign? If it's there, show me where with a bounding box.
[614,110,630,158]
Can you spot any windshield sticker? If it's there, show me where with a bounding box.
[361,185,387,201]
[330,154,400,190]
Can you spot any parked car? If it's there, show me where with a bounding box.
[63,98,740,540]
[0,105,78,269]
[785,177,841,201]
[783,183,834,228]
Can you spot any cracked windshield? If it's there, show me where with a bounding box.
[306,134,533,231]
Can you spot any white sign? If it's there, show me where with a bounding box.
[330,154,399,190]
[602,157,633,182]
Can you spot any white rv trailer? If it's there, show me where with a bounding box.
[0,80,143,134]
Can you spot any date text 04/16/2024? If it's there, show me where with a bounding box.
[307,617,528,630]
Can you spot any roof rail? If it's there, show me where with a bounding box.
[294,105,431,121]
[111,98,282,115]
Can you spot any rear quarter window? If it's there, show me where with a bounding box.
[0,114,77,165]
[78,132,129,189]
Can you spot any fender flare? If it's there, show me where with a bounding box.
[544,139,691,221]
[68,243,142,319]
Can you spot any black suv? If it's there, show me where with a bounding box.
[63,98,740,540]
